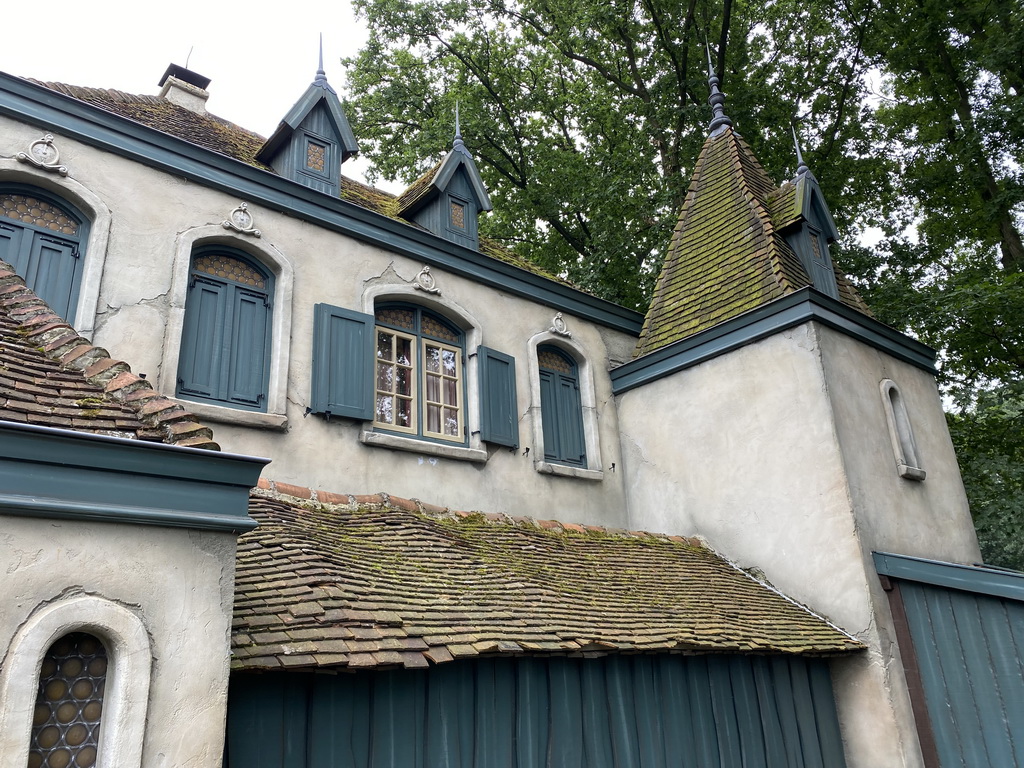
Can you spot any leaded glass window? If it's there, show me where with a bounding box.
[28,632,106,768]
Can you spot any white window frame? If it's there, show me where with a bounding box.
[0,594,151,768]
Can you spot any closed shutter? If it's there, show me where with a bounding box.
[558,377,586,466]
[227,289,271,407]
[539,369,560,461]
[478,346,518,447]
[1,225,79,321]
[310,303,374,420]
[178,276,228,400]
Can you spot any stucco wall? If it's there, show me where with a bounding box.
[0,515,237,768]
[0,118,636,526]
[615,321,979,768]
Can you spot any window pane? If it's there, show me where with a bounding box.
[376,394,394,424]
[396,337,412,366]
[444,408,459,436]
[425,344,441,373]
[441,349,456,376]
[29,632,106,768]
[397,398,413,428]
[426,373,441,403]
[427,404,441,434]
[376,362,393,392]
[396,366,412,396]
[444,378,458,406]
[377,332,394,361]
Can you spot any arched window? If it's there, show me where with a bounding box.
[373,304,465,443]
[28,632,107,768]
[176,245,273,411]
[881,379,926,481]
[538,345,586,467]
[0,187,88,322]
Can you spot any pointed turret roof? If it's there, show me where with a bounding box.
[633,79,869,358]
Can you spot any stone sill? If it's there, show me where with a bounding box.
[898,464,927,482]
[535,461,603,481]
[360,430,488,463]
[171,399,288,431]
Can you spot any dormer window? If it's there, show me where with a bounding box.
[305,139,327,174]
[450,199,466,230]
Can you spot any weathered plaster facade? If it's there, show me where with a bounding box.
[617,321,980,767]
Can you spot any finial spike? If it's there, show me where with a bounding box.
[312,34,335,93]
[706,41,733,135]
[452,101,469,154]
[791,121,810,176]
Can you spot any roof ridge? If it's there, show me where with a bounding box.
[253,478,703,546]
[0,260,218,449]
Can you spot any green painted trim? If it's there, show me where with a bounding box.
[0,422,267,532]
[0,73,642,335]
[873,552,1024,603]
[612,289,936,394]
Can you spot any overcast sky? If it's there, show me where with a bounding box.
[1,0,392,186]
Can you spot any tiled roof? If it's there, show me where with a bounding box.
[396,160,442,214]
[634,127,868,357]
[0,260,218,448]
[231,480,862,671]
[33,80,570,287]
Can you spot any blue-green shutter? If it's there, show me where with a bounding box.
[227,289,271,407]
[311,303,374,420]
[0,221,25,272]
[557,376,586,465]
[539,369,560,460]
[1,223,79,321]
[178,276,228,400]
[478,346,518,447]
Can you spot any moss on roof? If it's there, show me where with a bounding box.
[36,80,574,289]
[634,127,869,357]
[231,489,862,671]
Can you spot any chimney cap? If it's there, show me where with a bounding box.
[158,63,211,91]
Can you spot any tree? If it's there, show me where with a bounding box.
[343,0,888,310]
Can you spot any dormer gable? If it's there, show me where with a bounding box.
[255,55,358,198]
[397,126,492,250]
[772,147,842,299]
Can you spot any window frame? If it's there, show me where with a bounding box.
[537,344,587,468]
[0,183,89,324]
[526,332,603,481]
[175,244,273,413]
[160,227,293,430]
[373,303,468,445]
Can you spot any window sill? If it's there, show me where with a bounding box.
[898,464,926,482]
[171,399,288,431]
[535,461,603,481]
[360,430,488,463]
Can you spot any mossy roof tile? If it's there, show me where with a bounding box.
[231,485,862,671]
[0,260,217,447]
[634,127,867,357]
[35,80,572,289]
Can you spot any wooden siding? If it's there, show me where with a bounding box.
[226,654,847,768]
[897,579,1024,767]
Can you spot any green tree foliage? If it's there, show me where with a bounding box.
[344,0,1024,566]
[343,0,886,310]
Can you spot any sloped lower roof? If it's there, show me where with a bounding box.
[634,127,867,357]
[231,481,862,671]
[0,260,217,448]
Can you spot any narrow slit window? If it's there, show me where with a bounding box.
[29,632,107,768]
[881,379,926,481]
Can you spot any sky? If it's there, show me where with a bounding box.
[1,0,390,186]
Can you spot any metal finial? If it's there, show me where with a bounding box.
[312,34,336,93]
[706,42,733,135]
[453,101,469,155]
[791,122,810,176]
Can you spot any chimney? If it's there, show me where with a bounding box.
[158,63,211,115]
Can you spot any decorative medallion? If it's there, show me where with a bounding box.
[222,202,262,237]
[550,312,572,338]
[16,134,69,176]
[413,265,441,295]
